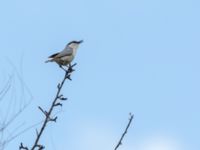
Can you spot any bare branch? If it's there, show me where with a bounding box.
[20,64,76,150]
[53,102,62,107]
[0,59,33,150]
[38,107,48,117]
[114,113,134,150]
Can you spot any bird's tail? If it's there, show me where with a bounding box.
[45,60,52,63]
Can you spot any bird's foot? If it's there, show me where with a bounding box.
[68,63,77,73]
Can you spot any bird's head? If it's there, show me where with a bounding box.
[67,40,83,49]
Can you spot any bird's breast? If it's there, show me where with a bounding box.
[61,55,74,62]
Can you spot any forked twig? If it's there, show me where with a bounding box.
[20,63,76,150]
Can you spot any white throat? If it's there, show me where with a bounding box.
[69,44,79,56]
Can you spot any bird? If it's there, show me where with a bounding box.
[45,40,83,68]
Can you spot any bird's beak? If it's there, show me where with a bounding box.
[78,40,83,44]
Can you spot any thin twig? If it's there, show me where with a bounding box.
[114,113,134,150]
[19,143,28,150]
[20,64,76,150]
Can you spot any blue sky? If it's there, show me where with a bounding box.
[0,0,200,150]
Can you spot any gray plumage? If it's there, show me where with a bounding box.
[45,40,83,66]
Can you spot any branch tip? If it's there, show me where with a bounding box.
[114,113,134,150]
[38,106,47,116]
[49,116,58,122]
[19,143,29,150]
[57,83,61,89]
[54,102,62,107]
[60,97,68,101]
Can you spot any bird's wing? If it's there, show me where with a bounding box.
[48,52,59,58]
[53,47,73,58]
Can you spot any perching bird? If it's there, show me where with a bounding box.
[45,40,83,67]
